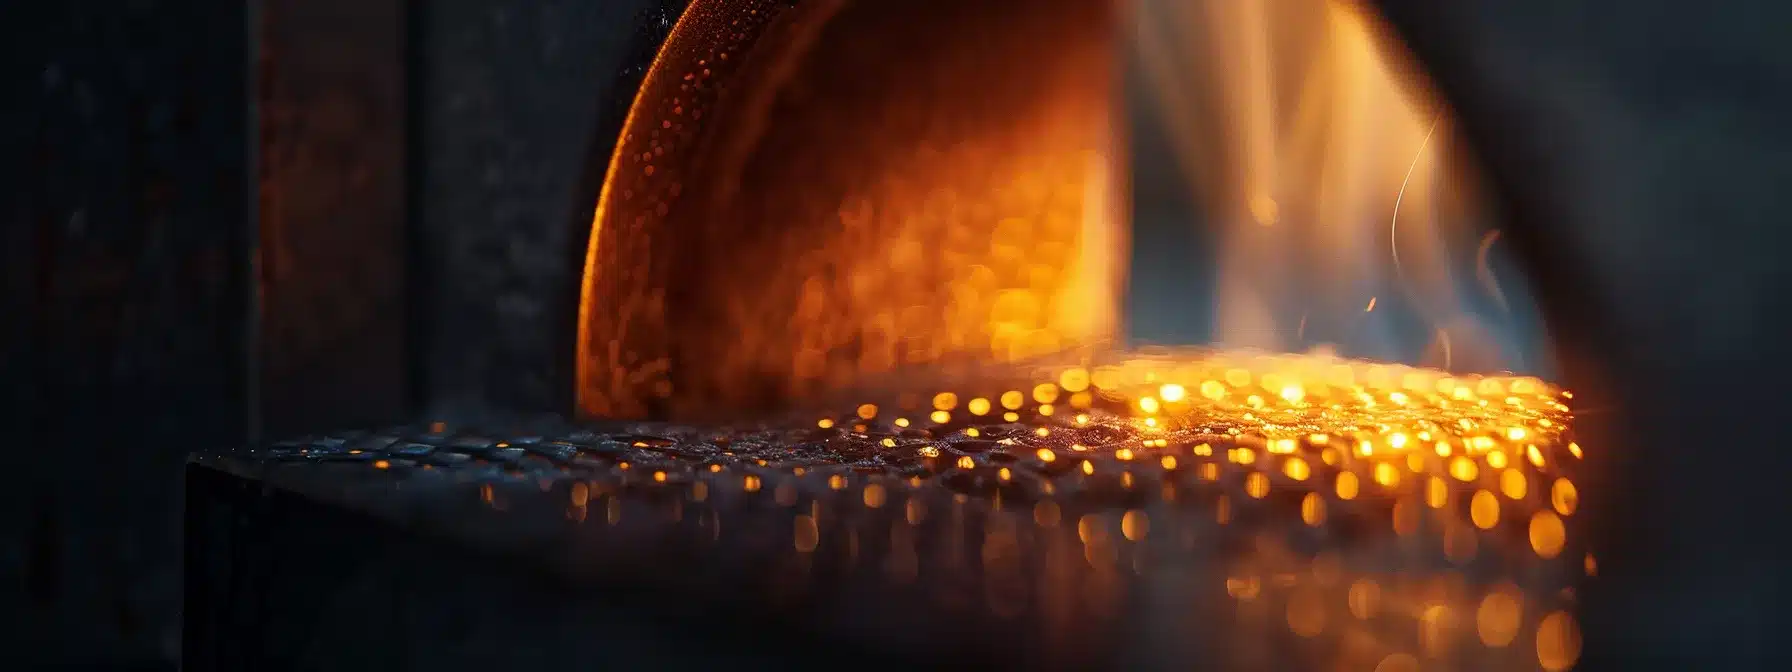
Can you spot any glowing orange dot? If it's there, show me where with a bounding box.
[1501,469,1528,499]
[932,392,958,411]
[1336,472,1360,500]
[1551,478,1578,516]
[1349,579,1380,619]
[1476,587,1523,647]
[1392,500,1419,535]
[1122,510,1149,541]
[1425,477,1449,509]
[1471,490,1501,529]
[1373,462,1401,488]
[1226,574,1260,599]
[1301,492,1326,526]
[569,482,590,507]
[1530,511,1566,558]
[1449,456,1479,481]
[1536,611,1582,671]
[1000,390,1024,410]
[1245,472,1270,498]
[1058,368,1090,392]
[793,515,819,553]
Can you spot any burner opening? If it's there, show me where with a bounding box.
[577,0,1556,425]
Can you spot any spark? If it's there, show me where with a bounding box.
[1389,116,1442,291]
[1476,229,1512,313]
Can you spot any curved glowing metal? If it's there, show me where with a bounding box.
[577,0,1121,420]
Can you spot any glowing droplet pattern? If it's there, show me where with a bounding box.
[248,347,1590,670]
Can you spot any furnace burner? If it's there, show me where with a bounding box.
[187,0,1600,669]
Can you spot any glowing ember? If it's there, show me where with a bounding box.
[791,349,1574,494]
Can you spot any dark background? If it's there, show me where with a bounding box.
[3,0,1790,669]
[2,0,675,667]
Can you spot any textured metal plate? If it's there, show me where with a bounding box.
[190,408,1586,671]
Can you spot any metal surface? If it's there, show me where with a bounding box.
[258,0,408,438]
[576,0,1123,420]
[188,404,1586,670]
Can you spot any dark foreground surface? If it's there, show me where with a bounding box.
[187,415,1590,671]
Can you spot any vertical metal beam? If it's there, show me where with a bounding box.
[258,0,410,436]
[409,0,681,420]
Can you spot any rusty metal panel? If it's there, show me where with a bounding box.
[258,0,409,437]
